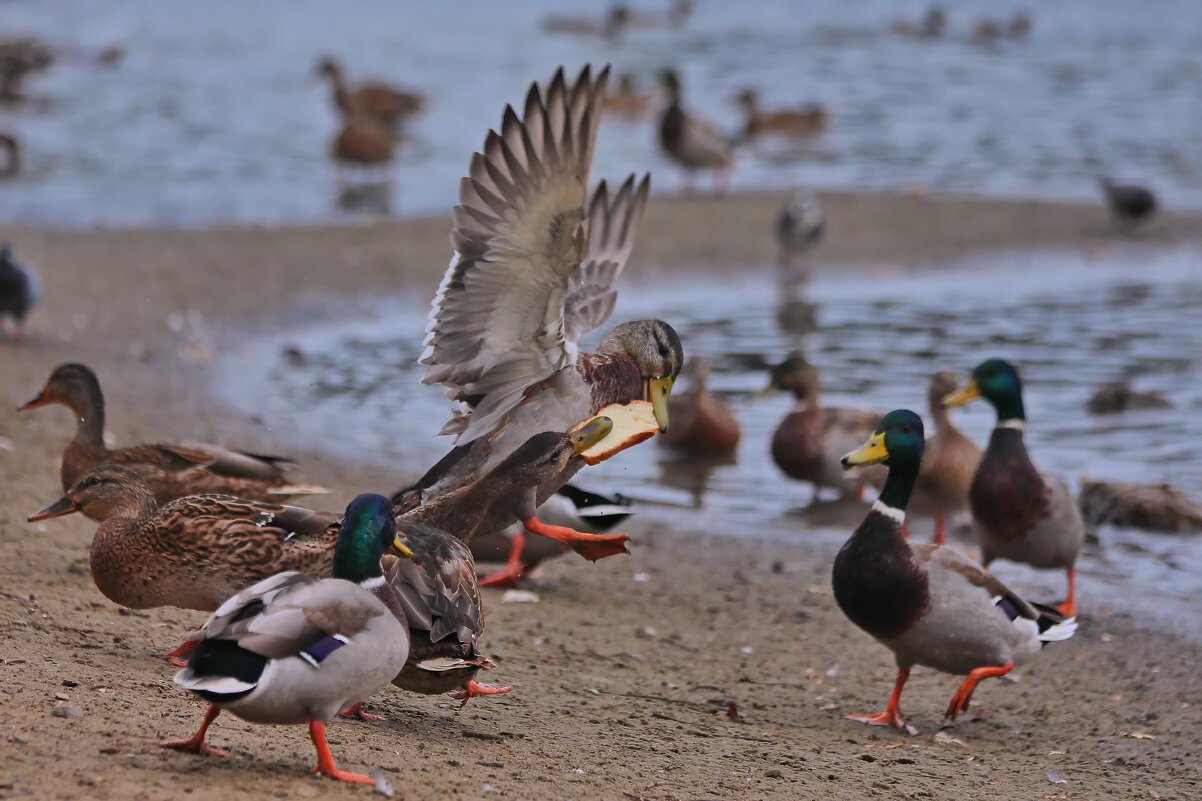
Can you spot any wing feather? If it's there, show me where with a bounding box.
[419,65,611,444]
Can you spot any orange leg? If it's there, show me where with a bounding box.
[308,720,374,784]
[338,702,385,722]
[522,516,629,562]
[1053,568,1076,618]
[447,680,512,707]
[901,521,911,540]
[479,530,530,588]
[161,703,229,757]
[945,662,1013,720]
[845,666,909,730]
[159,638,199,668]
[932,514,946,546]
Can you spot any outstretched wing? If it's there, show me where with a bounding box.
[419,65,609,443]
[564,173,650,343]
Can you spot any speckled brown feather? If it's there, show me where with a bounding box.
[384,524,489,694]
[88,494,339,611]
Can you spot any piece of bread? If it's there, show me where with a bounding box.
[572,400,661,465]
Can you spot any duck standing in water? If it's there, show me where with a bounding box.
[0,242,37,339]
[658,356,740,456]
[316,56,424,130]
[765,352,882,501]
[163,494,411,783]
[943,359,1085,617]
[657,69,733,193]
[833,410,1077,729]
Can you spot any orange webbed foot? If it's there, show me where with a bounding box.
[844,708,906,730]
[447,680,512,707]
[158,638,198,668]
[339,703,385,722]
[567,533,630,562]
[160,737,229,757]
[478,564,528,588]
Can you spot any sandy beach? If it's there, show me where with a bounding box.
[2,190,1202,801]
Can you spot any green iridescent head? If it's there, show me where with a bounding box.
[334,493,407,586]
[841,409,925,510]
[943,358,1026,421]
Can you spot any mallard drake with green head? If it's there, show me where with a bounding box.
[833,410,1077,730]
[28,465,340,613]
[943,359,1084,617]
[657,69,733,192]
[396,65,683,545]
[909,371,982,544]
[765,352,882,500]
[20,363,328,513]
[163,493,410,784]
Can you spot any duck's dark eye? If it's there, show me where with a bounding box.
[658,346,669,357]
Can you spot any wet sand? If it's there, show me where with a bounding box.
[2,190,1201,801]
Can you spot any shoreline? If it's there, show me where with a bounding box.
[2,189,1201,800]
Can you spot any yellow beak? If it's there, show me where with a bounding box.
[942,379,981,408]
[571,416,614,454]
[649,376,674,432]
[391,535,415,559]
[841,431,888,469]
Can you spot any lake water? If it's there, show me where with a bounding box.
[2,0,1201,224]
[218,243,1202,628]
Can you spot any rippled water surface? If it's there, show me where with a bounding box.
[220,244,1202,620]
[2,0,1201,223]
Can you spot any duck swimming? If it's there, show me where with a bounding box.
[833,410,1077,729]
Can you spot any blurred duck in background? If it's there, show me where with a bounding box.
[891,6,946,38]
[775,192,825,267]
[0,36,54,101]
[628,0,695,29]
[542,4,630,40]
[0,242,38,340]
[605,73,652,118]
[0,132,16,178]
[764,352,883,502]
[974,11,1033,44]
[735,88,829,140]
[908,372,982,545]
[316,56,424,130]
[331,113,397,169]
[658,356,740,457]
[658,69,733,193]
[1098,177,1157,231]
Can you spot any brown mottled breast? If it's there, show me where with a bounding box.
[577,350,645,411]
[771,407,824,481]
[969,428,1050,540]
[832,512,931,640]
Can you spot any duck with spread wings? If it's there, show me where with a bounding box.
[394,65,683,565]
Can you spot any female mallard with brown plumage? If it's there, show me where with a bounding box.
[316,56,424,129]
[909,371,982,544]
[164,493,410,783]
[395,65,683,550]
[765,352,882,500]
[657,68,733,193]
[735,88,829,140]
[943,358,1084,617]
[20,363,327,512]
[658,355,740,456]
[833,410,1076,730]
[28,465,341,613]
